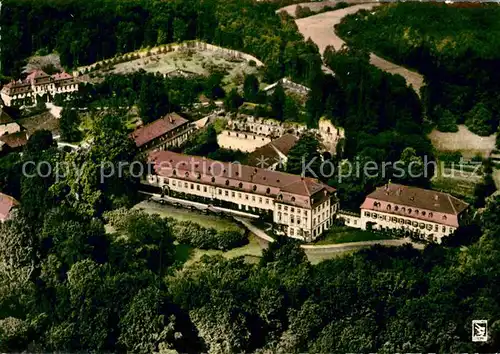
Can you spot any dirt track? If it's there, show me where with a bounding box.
[294,4,425,94]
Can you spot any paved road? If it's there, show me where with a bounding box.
[293,3,425,95]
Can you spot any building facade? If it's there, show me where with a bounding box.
[145,150,339,241]
[358,183,469,242]
[1,70,79,107]
[130,113,195,152]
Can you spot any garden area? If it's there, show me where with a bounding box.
[313,225,393,245]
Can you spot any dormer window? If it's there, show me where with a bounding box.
[211,177,215,183]
[291,197,296,202]
[173,169,176,176]
[422,211,426,216]
[278,194,283,201]
[225,180,230,186]
[442,215,447,221]
[386,204,391,211]
[401,207,406,213]
[239,182,243,188]
[252,185,257,192]
[429,212,433,218]
[266,187,271,194]
[197,173,201,180]
[415,210,419,215]
[408,208,412,214]
[394,206,399,211]
[185,172,189,177]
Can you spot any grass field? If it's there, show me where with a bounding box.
[133,200,243,232]
[314,225,392,245]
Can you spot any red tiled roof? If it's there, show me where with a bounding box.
[0,109,14,125]
[0,193,19,221]
[52,72,73,80]
[26,70,49,82]
[362,183,468,215]
[247,134,298,167]
[0,131,28,148]
[130,113,189,147]
[148,150,334,208]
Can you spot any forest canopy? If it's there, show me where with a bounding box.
[337,2,500,135]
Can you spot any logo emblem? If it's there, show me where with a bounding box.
[472,320,488,342]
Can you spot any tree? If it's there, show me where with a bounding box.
[24,129,55,156]
[286,133,322,177]
[60,107,82,142]
[138,74,170,124]
[204,71,225,100]
[270,83,286,121]
[465,103,494,136]
[223,88,243,112]
[243,74,259,102]
[118,287,178,353]
[284,96,299,122]
[394,147,426,186]
[437,108,458,133]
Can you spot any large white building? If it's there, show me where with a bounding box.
[1,70,79,107]
[339,183,469,243]
[145,150,339,241]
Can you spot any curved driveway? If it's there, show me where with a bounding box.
[293,3,424,95]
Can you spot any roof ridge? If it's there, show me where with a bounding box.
[448,194,457,214]
[303,179,310,195]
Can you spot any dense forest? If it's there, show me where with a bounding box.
[337,2,500,136]
[1,0,322,85]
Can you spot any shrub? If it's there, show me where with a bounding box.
[437,108,458,132]
[173,220,247,250]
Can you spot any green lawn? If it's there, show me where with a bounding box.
[134,200,243,232]
[174,233,264,268]
[314,226,392,245]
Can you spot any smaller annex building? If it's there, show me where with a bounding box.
[349,183,469,242]
[130,113,195,152]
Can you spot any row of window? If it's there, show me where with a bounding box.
[172,179,274,205]
[277,204,307,216]
[277,212,307,226]
[373,202,446,221]
[365,211,452,233]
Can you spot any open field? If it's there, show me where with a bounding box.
[294,3,424,93]
[277,0,370,17]
[133,200,244,232]
[313,225,392,245]
[428,125,496,158]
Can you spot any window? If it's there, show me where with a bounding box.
[422,211,426,216]
[259,197,262,203]
[435,225,439,232]
[415,210,419,216]
[204,186,207,192]
[419,223,425,229]
[406,220,411,225]
[225,191,229,196]
[265,199,269,204]
[252,196,255,202]
[278,212,282,221]
[266,188,271,194]
[291,207,295,213]
[291,216,295,224]
[313,218,316,226]
[239,182,243,188]
[278,194,283,201]
[372,213,377,219]
[290,228,294,236]
[401,207,406,213]
[386,204,391,211]
[278,205,282,210]
[394,206,399,211]
[197,185,200,191]
[442,215,447,221]
[226,180,230,186]
[253,185,257,192]
[211,177,215,183]
[364,211,370,216]
[429,212,433,218]
[291,197,296,203]
[304,210,308,216]
[218,189,222,195]
[408,208,412,214]
[245,195,249,200]
[442,226,446,232]
[232,191,235,197]
[426,224,432,231]
[184,182,188,188]
[297,218,301,225]
[185,172,189,177]
[190,183,194,189]
[173,169,177,176]
[284,206,288,211]
[172,180,176,186]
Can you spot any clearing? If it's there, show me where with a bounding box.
[428,125,496,158]
[277,0,369,17]
[294,3,424,94]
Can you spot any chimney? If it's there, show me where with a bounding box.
[169,115,174,123]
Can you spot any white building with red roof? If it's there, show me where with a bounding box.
[130,113,195,152]
[355,182,469,242]
[1,70,78,107]
[145,150,339,241]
